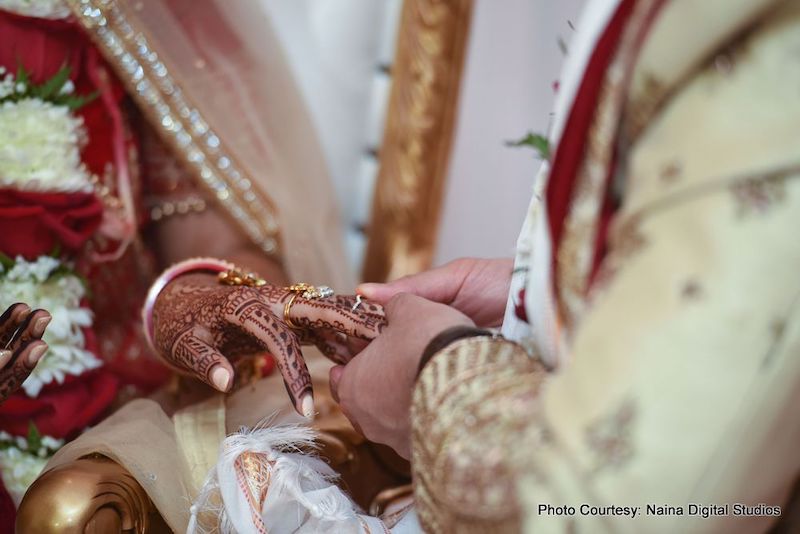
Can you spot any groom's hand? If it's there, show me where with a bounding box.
[357,258,513,328]
[329,293,473,459]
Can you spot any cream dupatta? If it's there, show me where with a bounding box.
[65,0,353,289]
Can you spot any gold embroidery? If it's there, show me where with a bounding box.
[714,52,735,76]
[584,396,637,474]
[659,160,683,185]
[680,279,703,301]
[625,71,666,140]
[590,214,648,297]
[610,215,648,261]
[557,0,661,328]
[626,28,755,144]
[729,173,788,217]
[763,286,800,369]
[411,337,547,532]
[66,0,281,257]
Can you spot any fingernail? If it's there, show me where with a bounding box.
[32,316,51,338]
[210,366,231,392]
[26,344,47,366]
[301,392,315,420]
[10,304,29,322]
[356,284,377,298]
[0,350,11,366]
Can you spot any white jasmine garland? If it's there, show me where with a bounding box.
[60,79,75,95]
[0,430,65,503]
[0,0,71,19]
[0,72,17,100]
[0,447,48,505]
[0,98,94,192]
[0,431,64,457]
[0,256,101,397]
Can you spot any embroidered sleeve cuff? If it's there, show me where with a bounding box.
[416,326,497,380]
[410,336,547,531]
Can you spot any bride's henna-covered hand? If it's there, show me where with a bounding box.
[292,294,382,364]
[0,303,50,402]
[151,273,385,416]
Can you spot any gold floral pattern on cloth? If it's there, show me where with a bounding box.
[235,452,272,534]
[584,396,637,474]
[622,0,775,147]
[557,0,662,329]
[65,0,282,257]
[760,286,800,370]
[588,214,648,298]
[729,171,788,217]
[658,160,683,185]
[625,42,749,144]
[679,278,704,301]
[624,71,666,141]
[411,336,547,533]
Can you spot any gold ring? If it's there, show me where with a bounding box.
[284,291,302,329]
[282,282,334,329]
[284,282,334,300]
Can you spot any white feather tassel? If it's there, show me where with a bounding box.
[187,419,365,534]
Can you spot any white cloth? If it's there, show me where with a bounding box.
[189,423,420,534]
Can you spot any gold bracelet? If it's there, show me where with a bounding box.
[218,268,267,287]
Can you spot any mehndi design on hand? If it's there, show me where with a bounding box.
[151,274,385,417]
[0,303,50,402]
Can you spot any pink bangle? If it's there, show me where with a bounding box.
[142,257,234,353]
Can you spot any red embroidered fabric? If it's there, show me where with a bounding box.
[544,0,637,291]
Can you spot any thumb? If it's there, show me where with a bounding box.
[329,364,345,403]
[355,282,398,304]
[357,265,461,306]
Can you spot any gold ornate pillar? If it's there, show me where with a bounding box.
[362,0,474,282]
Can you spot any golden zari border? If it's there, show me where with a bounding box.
[362,0,474,282]
[66,0,281,257]
[556,0,661,328]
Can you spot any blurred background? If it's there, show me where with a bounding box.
[260,0,586,276]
